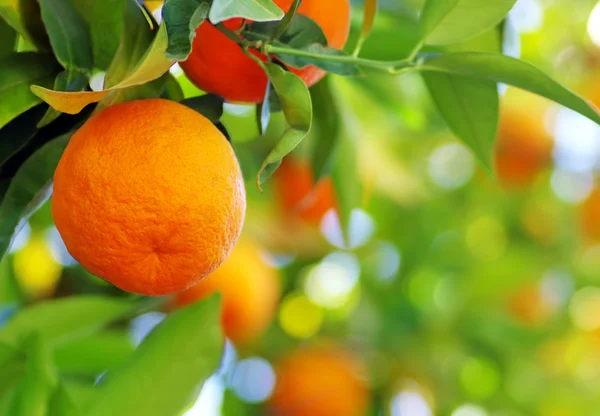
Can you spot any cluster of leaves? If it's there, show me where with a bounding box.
[1,0,600,413]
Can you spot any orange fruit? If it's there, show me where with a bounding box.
[273,157,337,225]
[180,0,351,103]
[494,90,553,188]
[52,99,246,296]
[269,345,369,416]
[172,238,279,343]
[580,188,600,243]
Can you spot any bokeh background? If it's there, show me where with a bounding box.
[4,0,600,415]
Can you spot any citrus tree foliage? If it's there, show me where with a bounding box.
[0,0,600,414]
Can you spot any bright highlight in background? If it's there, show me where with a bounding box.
[13,236,62,297]
[588,3,600,46]
[305,252,360,309]
[230,357,276,403]
[390,390,432,416]
[428,143,475,190]
[451,404,489,416]
[279,293,323,338]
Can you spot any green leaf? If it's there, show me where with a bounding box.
[69,0,127,70]
[274,43,361,76]
[309,77,340,180]
[0,296,134,348]
[9,334,57,416]
[38,0,93,72]
[256,83,273,135]
[85,296,224,416]
[53,332,134,376]
[0,342,26,399]
[0,19,17,58]
[0,0,50,50]
[48,383,81,416]
[419,0,517,45]
[257,63,312,187]
[37,70,89,128]
[0,133,69,261]
[419,52,600,125]
[161,72,185,101]
[423,28,500,171]
[423,73,498,171]
[180,94,225,123]
[0,53,60,130]
[163,0,210,60]
[0,105,46,168]
[98,72,169,109]
[31,21,173,115]
[209,0,284,24]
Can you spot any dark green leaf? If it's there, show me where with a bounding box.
[38,0,93,72]
[9,334,57,416]
[0,296,134,348]
[423,73,498,171]
[161,72,185,101]
[0,133,69,260]
[0,105,47,168]
[0,342,26,399]
[0,53,60,130]
[53,332,134,376]
[419,52,600,125]
[180,94,225,123]
[104,0,156,89]
[70,0,127,70]
[309,77,340,179]
[257,63,312,186]
[0,0,50,50]
[0,19,16,58]
[277,14,326,48]
[85,296,224,416]
[37,70,89,128]
[209,0,284,24]
[163,0,211,60]
[274,43,361,76]
[419,0,517,45]
[48,384,81,416]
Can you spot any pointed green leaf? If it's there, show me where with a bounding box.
[309,77,340,179]
[0,133,70,261]
[419,0,517,45]
[38,0,93,72]
[0,296,134,348]
[163,0,211,60]
[209,0,283,24]
[257,63,312,186]
[85,296,223,416]
[419,52,600,125]
[0,53,60,130]
[423,73,498,171]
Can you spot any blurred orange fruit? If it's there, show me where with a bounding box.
[494,91,553,188]
[580,188,600,243]
[180,0,351,103]
[269,345,369,416]
[172,239,279,344]
[507,284,552,325]
[273,158,337,225]
[52,99,246,296]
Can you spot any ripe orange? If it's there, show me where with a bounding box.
[494,91,553,188]
[52,99,246,296]
[273,157,337,225]
[171,238,279,343]
[269,345,369,416]
[180,0,351,103]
